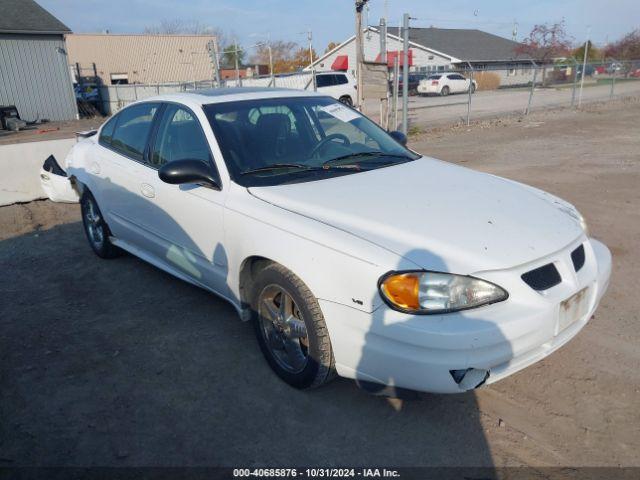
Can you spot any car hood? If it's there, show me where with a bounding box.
[248,158,584,273]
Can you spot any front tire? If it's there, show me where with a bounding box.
[81,191,120,259]
[251,263,335,389]
[470,83,476,94]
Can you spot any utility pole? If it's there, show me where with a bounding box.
[578,27,590,108]
[307,30,316,92]
[355,0,369,110]
[208,39,221,87]
[379,17,387,64]
[379,17,389,129]
[233,39,241,87]
[392,55,399,130]
[268,43,274,86]
[401,13,410,134]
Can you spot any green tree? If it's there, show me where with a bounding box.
[573,40,600,62]
[324,41,339,53]
[221,44,246,68]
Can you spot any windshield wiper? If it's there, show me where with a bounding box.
[322,151,413,168]
[241,161,362,176]
[240,163,318,176]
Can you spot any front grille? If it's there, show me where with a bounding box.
[571,244,586,272]
[521,263,562,291]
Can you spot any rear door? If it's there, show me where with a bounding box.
[450,74,469,93]
[333,73,353,100]
[96,102,161,246]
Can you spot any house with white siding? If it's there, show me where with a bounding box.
[307,26,536,88]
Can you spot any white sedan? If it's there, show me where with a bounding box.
[417,73,477,96]
[42,88,611,394]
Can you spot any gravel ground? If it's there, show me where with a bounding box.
[0,100,638,468]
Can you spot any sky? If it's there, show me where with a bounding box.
[39,0,639,54]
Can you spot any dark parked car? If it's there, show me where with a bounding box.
[390,73,427,95]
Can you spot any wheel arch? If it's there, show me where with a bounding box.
[238,255,279,321]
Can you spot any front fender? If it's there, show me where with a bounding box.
[224,185,409,314]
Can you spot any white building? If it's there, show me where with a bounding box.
[308,26,536,88]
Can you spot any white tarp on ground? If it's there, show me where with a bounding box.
[0,138,75,206]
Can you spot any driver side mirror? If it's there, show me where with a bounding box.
[158,159,220,189]
[388,130,408,146]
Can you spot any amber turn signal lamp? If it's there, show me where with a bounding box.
[380,273,420,310]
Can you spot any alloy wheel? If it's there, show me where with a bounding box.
[258,285,309,374]
[84,197,104,248]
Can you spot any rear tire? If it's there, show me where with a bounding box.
[251,263,336,389]
[338,95,353,106]
[441,86,450,96]
[470,83,476,94]
[81,190,120,259]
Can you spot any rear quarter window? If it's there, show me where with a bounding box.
[99,116,117,145]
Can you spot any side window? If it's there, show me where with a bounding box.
[110,103,158,161]
[334,74,348,85]
[150,105,212,168]
[99,115,117,145]
[316,75,333,88]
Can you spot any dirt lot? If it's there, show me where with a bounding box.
[0,118,102,146]
[1,100,638,468]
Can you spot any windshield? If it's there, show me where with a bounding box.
[203,96,419,186]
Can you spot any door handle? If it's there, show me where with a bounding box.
[140,183,155,198]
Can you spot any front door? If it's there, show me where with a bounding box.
[141,103,229,296]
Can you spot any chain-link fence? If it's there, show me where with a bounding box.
[90,59,640,131]
[96,72,318,115]
[393,59,640,131]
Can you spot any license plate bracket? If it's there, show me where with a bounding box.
[559,286,591,333]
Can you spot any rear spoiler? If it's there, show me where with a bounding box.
[75,129,97,141]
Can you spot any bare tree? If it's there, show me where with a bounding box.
[516,20,573,85]
[144,20,226,43]
[605,29,640,60]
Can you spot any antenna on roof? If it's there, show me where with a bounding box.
[512,20,518,41]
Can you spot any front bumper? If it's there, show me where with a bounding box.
[320,237,611,394]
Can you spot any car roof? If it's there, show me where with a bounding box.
[137,87,325,109]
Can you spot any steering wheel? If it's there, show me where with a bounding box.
[309,133,351,158]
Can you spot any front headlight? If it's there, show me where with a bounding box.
[578,212,589,236]
[379,271,508,315]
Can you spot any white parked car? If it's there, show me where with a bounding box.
[417,73,477,96]
[42,88,611,394]
[314,71,356,106]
